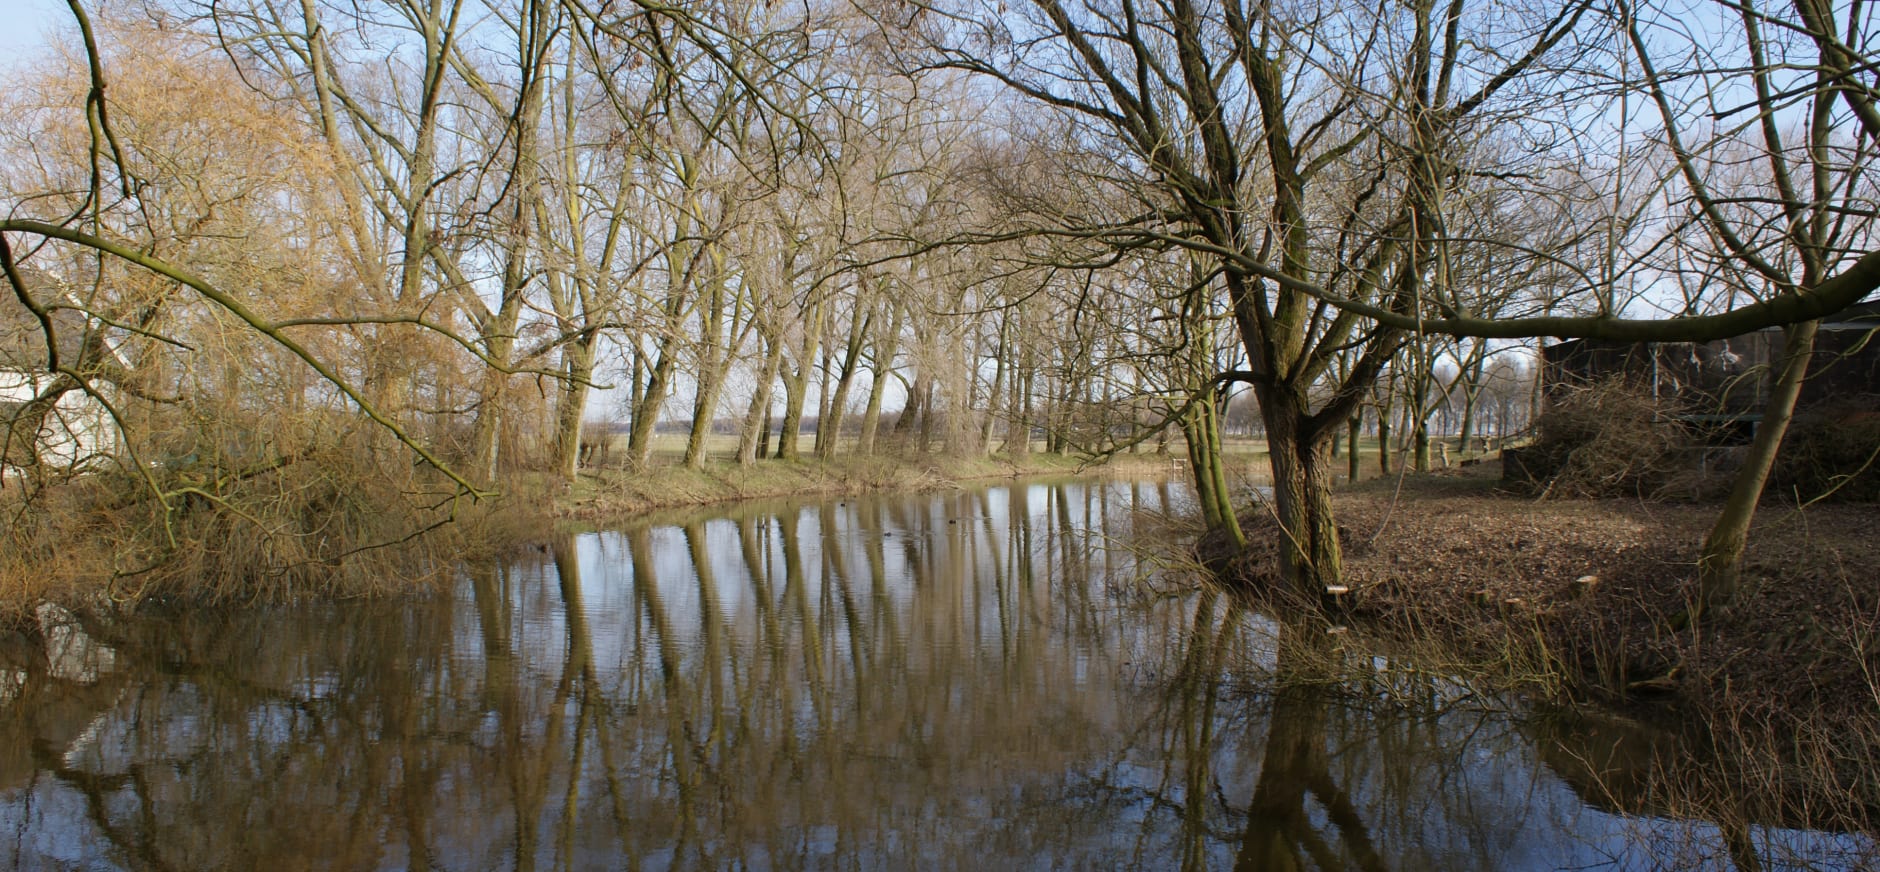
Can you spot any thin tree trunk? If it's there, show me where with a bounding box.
[1183,391,1245,549]
[813,344,835,456]
[1012,363,1033,457]
[981,318,1008,455]
[1376,392,1393,476]
[818,305,872,459]
[1696,320,1818,617]
[1347,417,1361,484]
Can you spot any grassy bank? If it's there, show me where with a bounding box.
[1208,461,1880,828]
[550,450,1183,520]
[0,449,1182,626]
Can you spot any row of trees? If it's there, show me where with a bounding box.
[1,1,1275,485]
[892,0,1880,608]
[1,0,1876,608]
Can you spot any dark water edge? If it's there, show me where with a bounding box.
[1,479,1872,871]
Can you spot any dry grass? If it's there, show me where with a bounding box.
[555,450,1179,521]
[1214,463,1880,831]
[0,446,1179,626]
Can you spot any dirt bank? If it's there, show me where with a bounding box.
[1211,462,1880,821]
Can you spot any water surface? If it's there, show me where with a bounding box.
[0,479,1869,870]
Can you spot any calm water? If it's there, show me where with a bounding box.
[0,480,1871,870]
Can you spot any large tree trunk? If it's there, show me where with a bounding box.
[817,306,872,459]
[683,356,730,469]
[892,368,930,454]
[468,6,550,484]
[857,367,888,456]
[1259,392,1344,594]
[916,377,937,455]
[469,297,524,483]
[550,334,596,481]
[857,302,901,456]
[776,352,811,460]
[1696,320,1818,617]
[626,348,677,470]
[776,305,824,460]
[683,278,734,469]
[738,335,785,466]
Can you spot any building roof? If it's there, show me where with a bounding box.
[1822,297,1880,328]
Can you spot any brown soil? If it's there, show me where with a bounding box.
[1212,461,1880,819]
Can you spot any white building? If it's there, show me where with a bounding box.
[1,275,122,477]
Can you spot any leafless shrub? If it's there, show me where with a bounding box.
[1,416,469,611]
[1529,380,1693,499]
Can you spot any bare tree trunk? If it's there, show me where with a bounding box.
[1696,320,1818,617]
[893,368,930,454]
[1456,345,1487,456]
[626,348,677,469]
[813,344,835,456]
[776,303,824,461]
[1011,360,1033,457]
[469,7,554,483]
[1347,417,1361,484]
[738,334,785,466]
[684,360,730,469]
[817,303,872,459]
[776,356,810,460]
[857,300,901,456]
[551,334,596,481]
[916,377,937,455]
[980,316,1008,455]
[1183,390,1245,549]
[1376,390,1393,476]
[1261,394,1344,594]
[684,277,736,469]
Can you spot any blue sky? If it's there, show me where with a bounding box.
[0,0,70,62]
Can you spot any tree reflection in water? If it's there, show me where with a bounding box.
[0,481,1871,870]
